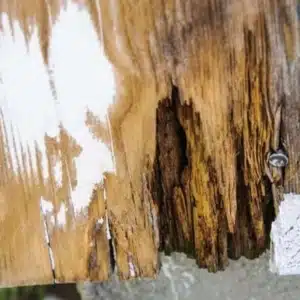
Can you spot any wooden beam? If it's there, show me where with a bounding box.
[0,0,299,286]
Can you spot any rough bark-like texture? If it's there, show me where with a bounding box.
[101,0,297,273]
[152,85,274,272]
[0,0,299,285]
[154,88,190,255]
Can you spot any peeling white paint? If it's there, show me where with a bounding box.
[0,1,116,215]
[0,17,59,179]
[40,197,54,215]
[103,185,108,201]
[105,211,111,240]
[53,161,63,187]
[49,2,115,214]
[40,200,56,273]
[40,197,52,245]
[97,217,104,225]
[42,218,50,244]
[129,260,136,277]
[50,215,55,226]
[270,193,300,275]
[49,246,56,270]
[57,203,67,227]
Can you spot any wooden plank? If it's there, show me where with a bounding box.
[1,0,300,287]
[0,112,54,287]
[41,128,111,283]
[0,4,113,285]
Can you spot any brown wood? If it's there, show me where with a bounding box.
[0,0,299,287]
[0,113,54,287]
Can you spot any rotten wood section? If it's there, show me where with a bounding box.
[102,0,299,273]
[0,0,300,287]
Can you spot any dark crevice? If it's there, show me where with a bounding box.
[87,187,116,279]
[171,86,189,171]
[87,222,101,280]
[41,214,57,283]
[262,176,276,249]
[87,221,116,279]
[51,266,56,283]
[228,129,275,260]
[108,233,116,274]
[152,80,276,271]
[152,85,190,254]
[227,136,257,259]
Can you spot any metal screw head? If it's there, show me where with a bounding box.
[268,150,288,168]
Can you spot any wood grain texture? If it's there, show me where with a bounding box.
[281,2,300,194]
[101,0,298,272]
[0,113,54,287]
[42,128,111,283]
[0,115,112,286]
[0,0,299,286]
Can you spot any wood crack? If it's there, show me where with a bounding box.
[40,213,57,283]
[153,86,192,255]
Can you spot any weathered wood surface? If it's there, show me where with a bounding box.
[0,0,299,287]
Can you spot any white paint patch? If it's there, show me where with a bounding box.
[128,259,135,277]
[40,201,56,272]
[42,218,50,244]
[0,15,59,179]
[103,187,107,200]
[0,2,116,214]
[270,193,300,275]
[49,246,56,270]
[56,203,67,227]
[53,161,63,187]
[40,197,54,215]
[97,217,104,225]
[49,2,115,214]
[50,215,55,226]
[105,211,112,240]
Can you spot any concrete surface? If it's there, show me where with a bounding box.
[78,252,300,300]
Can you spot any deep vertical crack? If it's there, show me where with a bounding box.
[152,85,191,254]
